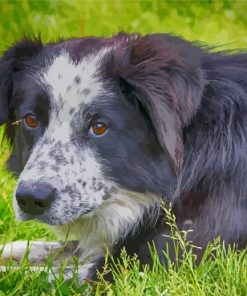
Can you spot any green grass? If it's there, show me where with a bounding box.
[0,0,247,295]
[0,208,246,295]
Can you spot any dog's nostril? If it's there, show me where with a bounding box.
[34,200,47,208]
[16,182,56,215]
[18,198,27,208]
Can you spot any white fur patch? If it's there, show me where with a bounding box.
[35,49,111,145]
[53,190,160,261]
[38,48,111,111]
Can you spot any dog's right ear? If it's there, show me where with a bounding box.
[112,34,205,172]
[0,39,42,125]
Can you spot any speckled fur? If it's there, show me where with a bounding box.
[1,33,247,282]
[14,50,117,225]
[4,45,162,280]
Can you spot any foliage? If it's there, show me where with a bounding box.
[0,0,247,53]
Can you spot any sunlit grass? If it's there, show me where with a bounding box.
[0,207,246,295]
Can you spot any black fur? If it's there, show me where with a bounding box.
[0,33,246,279]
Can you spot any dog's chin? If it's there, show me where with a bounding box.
[15,208,94,226]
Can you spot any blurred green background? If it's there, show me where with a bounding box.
[0,0,247,243]
[0,0,247,53]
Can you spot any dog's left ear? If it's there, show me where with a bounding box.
[114,34,205,171]
[0,38,42,125]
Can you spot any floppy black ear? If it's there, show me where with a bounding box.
[114,33,205,171]
[0,38,42,125]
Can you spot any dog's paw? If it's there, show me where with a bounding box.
[0,240,96,283]
[0,241,63,265]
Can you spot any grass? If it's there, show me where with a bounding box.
[0,0,247,295]
[0,208,246,295]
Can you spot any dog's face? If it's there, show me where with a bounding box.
[0,34,204,226]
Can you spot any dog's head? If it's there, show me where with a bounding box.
[0,33,204,225]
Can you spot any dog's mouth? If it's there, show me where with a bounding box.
[16,204,95,226]
[14,185,115,225]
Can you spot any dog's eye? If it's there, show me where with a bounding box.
[24,115,39,128]
[90,122,108,136]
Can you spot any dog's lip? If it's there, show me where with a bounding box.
[19,207,95,225]
[78,208,94,217]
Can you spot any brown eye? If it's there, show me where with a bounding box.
[24,115,39,128]
[90,122,108,136]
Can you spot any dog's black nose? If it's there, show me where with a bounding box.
[16,182,55,215]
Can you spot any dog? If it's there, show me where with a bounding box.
[0,32,247,281]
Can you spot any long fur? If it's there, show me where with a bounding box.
[0,33,246,281]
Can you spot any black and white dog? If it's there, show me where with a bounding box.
[0,33,247,280]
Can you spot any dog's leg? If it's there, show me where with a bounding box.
[0,240,98,282]
[0,240,81,265]
[0,241,64,265]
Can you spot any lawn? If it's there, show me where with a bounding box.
[0,1,247,295]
